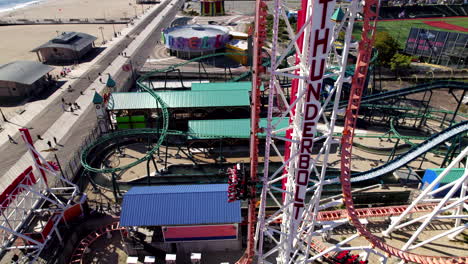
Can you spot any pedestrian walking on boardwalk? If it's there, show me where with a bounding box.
[37,135,43,140]
[70,107,74,113]
[80,91,84,95]
[75,102,81,110]
[61,103,66,112]
[61,97,65,103]
[47,141,52,148]
[53,137,58,144]
[8,135,16,144]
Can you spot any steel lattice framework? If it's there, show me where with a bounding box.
[253,0,468,263]
[0,129,81,263]
[256,0,362,262]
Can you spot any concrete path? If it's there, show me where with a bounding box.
[0,0,183,192]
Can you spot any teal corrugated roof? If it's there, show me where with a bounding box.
[331,7,345,22]
[110,90,249,110]
[191,81,252,91]
[93,92,103,104]
[106,74,116,88]
[188,118,290,139]
[430,168,465,184]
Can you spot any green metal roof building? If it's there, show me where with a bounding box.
[191,81,252,91]
[110,89,250,110]
[110,82,253,130]
[188,118,289,139]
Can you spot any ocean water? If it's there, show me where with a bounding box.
[0,0,43,13]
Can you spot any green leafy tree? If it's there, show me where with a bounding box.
[374,31,400,66]
[390,53,412,76]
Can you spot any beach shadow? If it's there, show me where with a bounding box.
[41,147,58,152]
[28,81,67,103]
[0,96,28,107]
[43,47,106,66]
[199,55,241,69]
[0,81,67,107]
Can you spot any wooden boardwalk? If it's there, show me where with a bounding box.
[0,17,131,26]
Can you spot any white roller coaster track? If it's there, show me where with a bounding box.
[324,120,468,185]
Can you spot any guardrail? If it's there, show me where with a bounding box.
[0,18,132,26]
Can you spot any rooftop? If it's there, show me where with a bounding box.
[0,61,53,85]
[163,24,229,39]
[188,118,289,139]
[428,168,465,184]
[31,32,97,52]
[190,81,251,91]
[226,39,248,50]
[120,184,241,226]
[109,89,250,110]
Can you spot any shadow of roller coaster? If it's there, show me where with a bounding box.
[325,120,468,185]
[80,64,468,194]
[80,52,466,178]
[326,80,468,111]
[82,120,468,192]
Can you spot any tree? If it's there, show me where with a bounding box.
[374,31,400,66]
[390,53,412,76]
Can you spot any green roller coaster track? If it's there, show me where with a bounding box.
[81,52,253,174]
[80,51,467,175]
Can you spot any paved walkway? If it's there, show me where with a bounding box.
[0,0,183,192]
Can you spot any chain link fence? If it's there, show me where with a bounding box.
[53,125,102,188]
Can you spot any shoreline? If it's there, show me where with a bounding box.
[0,0,142,20]
[0,0,148,64]
[0,0,46,16]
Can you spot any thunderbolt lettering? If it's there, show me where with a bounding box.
[292,0,334,223]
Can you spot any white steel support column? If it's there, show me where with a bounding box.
[383,146,468,237]
[448,175,467,240]
[256,0,363,263]
[401,167,468,251]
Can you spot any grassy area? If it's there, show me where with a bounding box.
[353,17,468,47]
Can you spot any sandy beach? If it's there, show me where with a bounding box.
[0,0,150,64]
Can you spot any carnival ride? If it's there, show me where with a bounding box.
[77,0,467,260]
[0,0,464,263]
[75,0,468,263]
[252,0,467,263]
[0,129,84,263]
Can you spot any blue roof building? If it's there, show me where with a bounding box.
[120,184,241,227]
[421,168,464,198]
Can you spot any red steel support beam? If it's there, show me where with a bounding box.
[339,1,466,263]
[238,0,268,263]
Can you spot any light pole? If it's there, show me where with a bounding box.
[133,6,137,18]
[98,26,105,44]
[112,23,117,37]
